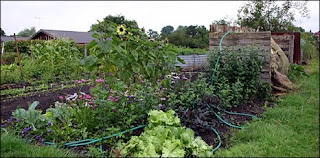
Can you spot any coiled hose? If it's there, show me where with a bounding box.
[202,30,259,153]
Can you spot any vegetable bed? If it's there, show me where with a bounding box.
[1,23,272,157]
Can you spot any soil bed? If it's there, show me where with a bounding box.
[1,85,92,120]
[198,99,274,149]
[1,81,275,155]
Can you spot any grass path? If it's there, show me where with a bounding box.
[215,58,319,157]
[1,133,78,157]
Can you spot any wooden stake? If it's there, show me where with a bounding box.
[14,33,24,81]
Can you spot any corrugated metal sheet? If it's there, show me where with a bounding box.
[176,55,209,71]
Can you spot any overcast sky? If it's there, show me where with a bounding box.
[1,1,319,35]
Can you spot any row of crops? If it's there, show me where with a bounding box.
[1,21,271,157]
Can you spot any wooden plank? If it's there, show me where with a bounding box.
[271,34,294,64]
[209,34,271,40]
[209,31,271,83]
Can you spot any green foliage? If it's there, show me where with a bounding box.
[2,101,56,145]
[1,52,17,65]
[4,39,85,55]
[1,39,88,84]
[164,25,209,49]
[17,26,36,37]
[90,14,139,32]
[301,32,319,61]
[212,18,233,25]
[175,46,208,55]
[160,25,174,36]
[215,59,319,157]
[208,46,269,109]
[87,21,180,86]
[4,40,46,54]
[237,1,309,32]
[288,63,309,82]
[114,110,213,157]
[166,73,214,110]
[0,63,21,84]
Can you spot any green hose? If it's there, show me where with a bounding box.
[207,125,222,153]
[211,31,233,86]
[205,103,243,129]
[45,125,146,147]
[223,110,259,119]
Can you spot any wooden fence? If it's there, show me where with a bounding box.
[175,29,272,84]
[209,31,271,83]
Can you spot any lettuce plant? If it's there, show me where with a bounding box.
[113,110,213,157]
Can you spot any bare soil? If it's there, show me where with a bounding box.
[1,85,92,120]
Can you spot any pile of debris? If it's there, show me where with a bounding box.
[270,37,293,92]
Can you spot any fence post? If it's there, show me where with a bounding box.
[14,33,25,82]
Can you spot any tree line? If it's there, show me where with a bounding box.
[2,0,312,49]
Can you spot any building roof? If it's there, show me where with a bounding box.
[1,36,29,43]
[30,29,95,44]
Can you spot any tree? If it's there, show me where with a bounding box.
[165,25,209,49]
[212,19,232,25]
[0,28,5,36]
[237,0,310,32]
[147,29,159,39]
[160,25,174,37]
[90,14,139,32]
[17,27,36,37]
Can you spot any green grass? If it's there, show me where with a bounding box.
[1,133,78,157]
[215,58,319,157]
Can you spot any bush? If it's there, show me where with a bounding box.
[175,46,208,55]
[208,46,269,109]
[4,40,86,56]
[288,63,309,82]
[4,40,45,55]
[1,39,88,84]
[301,32,318,63]
[0,64,22,84]
[1,52,17,65]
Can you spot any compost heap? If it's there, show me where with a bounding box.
[270,37,293,92]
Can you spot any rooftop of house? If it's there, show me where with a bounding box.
[30,29,96,44]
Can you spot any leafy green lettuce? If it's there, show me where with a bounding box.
[114,110,213,157]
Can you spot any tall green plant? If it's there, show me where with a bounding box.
[86,21,184,87]
[208,46,269,109]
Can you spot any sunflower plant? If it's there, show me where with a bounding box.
[85,20,184,89]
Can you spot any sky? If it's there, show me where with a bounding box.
[1,1,319,35]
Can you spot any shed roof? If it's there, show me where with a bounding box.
[30,29,95,44]
[1,36,29,43]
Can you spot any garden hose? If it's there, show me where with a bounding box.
[210,30,233,86]
[223,110,259,119]
[196,116,222,153]
[45,125,146,147]
[206,124,222,153]
[205,102,243,129]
